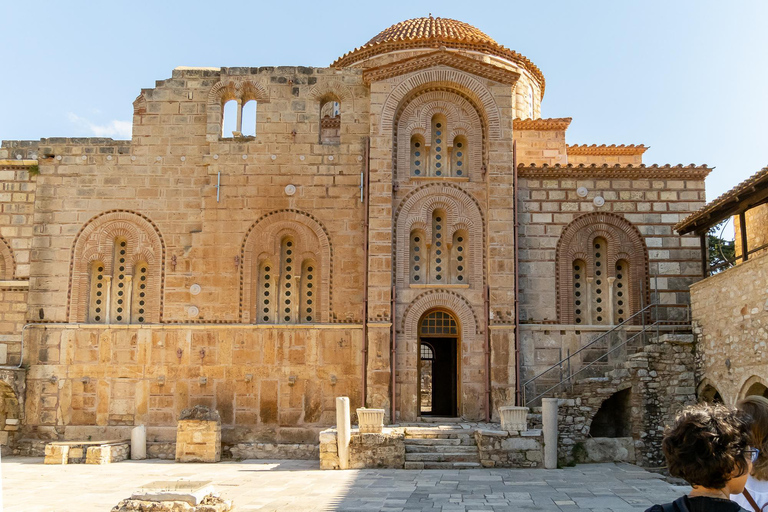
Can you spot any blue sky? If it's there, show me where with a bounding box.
[1,0,767,204]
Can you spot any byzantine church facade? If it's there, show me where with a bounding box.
[0,17,708,448]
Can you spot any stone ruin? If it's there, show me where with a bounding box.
[175,406,221,463]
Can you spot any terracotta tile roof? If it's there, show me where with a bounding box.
[675,165,768,235]
[333,16,545,95]
[567,144,648,156]
[513,117,572,131]
[518,163,711,180]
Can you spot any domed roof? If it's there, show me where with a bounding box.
[365,17,497,47]
[332,16,545,93]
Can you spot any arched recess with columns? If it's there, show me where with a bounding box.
[240,210,332,324]
[0,237,14,280]
[394,183,485,291]
[556,212,649,325]
[68,210,165,323]
[381,68,502,181]
[398,290,484,421]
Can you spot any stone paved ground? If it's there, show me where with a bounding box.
[1,458,688,512]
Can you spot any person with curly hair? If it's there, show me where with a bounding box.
[731,396,768,512]
[646,403,757,512]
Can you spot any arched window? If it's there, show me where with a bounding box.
[85,239,151,324]
[320,98,340,144]
[431,114,447,177]
[411,135,425,176]
[71,211,164,324]
[450,230,467,284]
[451,136,467,177]
[222,99,239,137]
[255,235,321,325]
[557,213,648,325]
[241,100,257,137]
[409,230,427,284]
[409,211,469,286]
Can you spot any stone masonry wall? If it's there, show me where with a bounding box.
[22,325,363,445]
[692,250,768,405]
[0,157,36,365]
[735,204,768,261]
[557,334,695,467]
[518,173,706,325]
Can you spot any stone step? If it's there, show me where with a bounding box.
[405,444,478,453]
[417,416,463,423]
[424,462,482,469]
[403,438,462,446]
[405,452,479,463]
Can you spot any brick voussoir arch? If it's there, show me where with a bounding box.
[556,212,649,324]
[394,183,485,290]
[240,209,333,323]
[381,68,501,139]
[68,210,166,323]
[400,289,480,340]
[0,236,15,280]
[308,80,354,105]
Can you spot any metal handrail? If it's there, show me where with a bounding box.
[522,304,655,389]
[524,324,656,406]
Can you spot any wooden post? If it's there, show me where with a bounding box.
[740,212,749,262]
[700,234,709,277]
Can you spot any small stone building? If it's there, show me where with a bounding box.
[677,166,768,405]
[0,16,709,452]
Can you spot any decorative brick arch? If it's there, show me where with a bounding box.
[206,78,270,140]
[380,68,501,140]
[394,183,485,289]
[556,212,649,324]
[68,210,165,323]
[240,210,332,323]
[0,236,14,280]
[400,290,479,338]
[397,289,484,420]
[308,80,353,105]
[397,91,483,181]
[739,375,768,402]
[132,93,147,115]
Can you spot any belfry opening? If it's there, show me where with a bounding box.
[418,310,459,417]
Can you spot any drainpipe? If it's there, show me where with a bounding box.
[390,284,396,423]
[361,137,370,406]
[484,285,491,422]
[513,141,522,406]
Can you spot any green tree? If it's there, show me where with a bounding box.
[708,220,735,272]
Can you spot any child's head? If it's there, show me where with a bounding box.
[738,395,768,480]
[663,403,753,492]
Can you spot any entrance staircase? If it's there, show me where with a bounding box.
[403,426,481,469]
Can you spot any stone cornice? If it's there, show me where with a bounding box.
[362,50,521,85]
[518,163,712,180]
[567,144,648,156]
[513,117,572,131]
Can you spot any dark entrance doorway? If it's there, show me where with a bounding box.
[419,310,459,417]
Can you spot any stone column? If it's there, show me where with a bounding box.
[131,425,146,460]
[336,397,351,470]
[542,398,558,469]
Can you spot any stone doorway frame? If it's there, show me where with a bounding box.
[417,309,461,418]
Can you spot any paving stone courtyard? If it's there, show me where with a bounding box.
[1,458,688,511]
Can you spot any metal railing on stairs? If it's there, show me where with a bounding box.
[521,303,687,407]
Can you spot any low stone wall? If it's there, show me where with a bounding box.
[44,440,130,464]
[320,428,405,469]
[147,442,175,460]
[475,429,542,468]
[557,334,695,467]
[228,442,318,460]
[86,443,130,464]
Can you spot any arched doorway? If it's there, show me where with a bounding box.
[745,381,768,399]
[418,310,459,417]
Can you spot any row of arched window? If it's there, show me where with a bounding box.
[221,98,340,144]
[409,210,468,285]
[410,114,469,178]
[572,237,631,325]
[87,238,149,324]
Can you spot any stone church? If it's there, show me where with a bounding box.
[0,17,709,454]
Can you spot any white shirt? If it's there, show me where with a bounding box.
[732,476,768,511]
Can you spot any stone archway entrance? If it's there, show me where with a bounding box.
[418,310,459,417]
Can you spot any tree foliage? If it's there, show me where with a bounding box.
[708,220,735,272]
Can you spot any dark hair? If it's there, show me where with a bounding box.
[738,395,768,480]
[663,403,753,489]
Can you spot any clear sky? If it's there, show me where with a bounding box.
[2,0,767,203]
